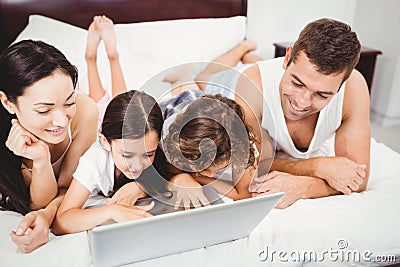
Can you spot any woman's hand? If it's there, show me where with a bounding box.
[169,173,210,210]
[5,119,50,162]
[10,209,52,253]
[106,182,147,206]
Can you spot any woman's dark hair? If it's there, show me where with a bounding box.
[0,40,78,214]
[163,94,258,175]
[101,90,171,195]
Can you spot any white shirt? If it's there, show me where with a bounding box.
[73,140,115,196]
[257,57,345,159]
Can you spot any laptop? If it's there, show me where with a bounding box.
[86,185,225,217]
[88,188,284,267]
[134,185,225,215]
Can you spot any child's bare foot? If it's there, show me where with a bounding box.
[85,16,102,61]
[95,15,118,60]
[242,52,263,64]
[240,39,262,63]
[163,65,198,95]
[163,65,192,84]
[241,38,257,53]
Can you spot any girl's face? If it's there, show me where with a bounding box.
[198,161,229,178]
[9,70,76,144]
[107,131,160,180]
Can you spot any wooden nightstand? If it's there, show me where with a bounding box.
[273,42,382,93]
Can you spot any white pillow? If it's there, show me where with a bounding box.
[14,15,87,70]
[13,15,92,94]
[114,16,247,93]
[13,15,247,98]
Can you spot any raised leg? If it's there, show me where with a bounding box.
[195,39,257,90]
[241,52,263,64]
[97,15,127,98]
[85,16,104,102]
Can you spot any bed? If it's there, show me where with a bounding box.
[1,0,399,266]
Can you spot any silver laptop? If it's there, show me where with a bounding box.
[88,189,284,267]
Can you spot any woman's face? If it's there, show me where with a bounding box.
[109,131,160,180]
[13,70,76,144]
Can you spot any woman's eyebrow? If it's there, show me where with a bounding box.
[34,91,76,106]
[34,102,54,106]
[65,91,76,101]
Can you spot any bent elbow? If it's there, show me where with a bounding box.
[355,185,367,193]
[354,180,368,193]
[30,192,57,210]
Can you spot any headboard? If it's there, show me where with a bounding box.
[0,0,247,51]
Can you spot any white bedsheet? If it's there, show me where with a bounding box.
[1,138,399,267]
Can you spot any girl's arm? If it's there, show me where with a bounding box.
[53,179,153,235]
[53,179,110,234]
[105,181,147,205]
[168,173,210,209]
[57,93,98,189]
[195,168,254,200]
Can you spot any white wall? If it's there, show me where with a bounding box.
[352,0,400,126]
[246,0,400,126]
[388,54,400,119]
[246,0,356,59]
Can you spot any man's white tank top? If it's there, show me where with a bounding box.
[257,58,345,159]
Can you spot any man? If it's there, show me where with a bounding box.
[197,18,370,208]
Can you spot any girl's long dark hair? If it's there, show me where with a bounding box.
[100,90,172,196]
[0,40,78,214]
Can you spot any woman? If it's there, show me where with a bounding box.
[0,40,98,252]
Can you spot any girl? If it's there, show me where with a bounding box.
[0,40,98,252]
[84,15,127,129]
[53,90,172,234]
[77,15,171,207]
[162,94,259,205]
[71,15,206,212]
[159,39,262,207]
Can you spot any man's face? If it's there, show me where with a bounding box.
[279,50,345,121]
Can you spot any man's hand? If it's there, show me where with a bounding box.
[313,157,367,194]
[250,171,313,209]
[10,209,51,253]
[106,182,147,206]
